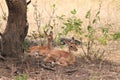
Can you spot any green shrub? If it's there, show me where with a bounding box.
[112,32,120,40]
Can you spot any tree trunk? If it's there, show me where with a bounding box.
[1,0,28,57]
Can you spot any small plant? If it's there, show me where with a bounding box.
[81,2,115,61]
[14,74,28,80]
[62,9,83,36]
[54,32,62,45]
[81,4,108,61]
[112,32,120,40]
[29,31,39,39]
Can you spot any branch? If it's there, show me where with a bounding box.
[0,55,5,61]
[80,39,87,56]
[65,69,78,75]
[0,32,3,38]
[27,0,31,5]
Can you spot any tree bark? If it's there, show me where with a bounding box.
[1,0,28,57]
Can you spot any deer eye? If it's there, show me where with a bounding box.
[71,45,72,47]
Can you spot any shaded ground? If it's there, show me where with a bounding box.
[0,55,120,80]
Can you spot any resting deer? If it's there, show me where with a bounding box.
[44,39,78,66]
[29,31,53,57]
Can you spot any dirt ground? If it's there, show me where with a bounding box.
[0,54,120,80]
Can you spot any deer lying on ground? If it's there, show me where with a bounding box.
[44,39,78,66]
[29,31,53,57]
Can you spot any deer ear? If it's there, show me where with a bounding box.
[49,31,53,36]
[71,37,75,43]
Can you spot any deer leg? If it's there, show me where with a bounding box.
[57,57,68,66]
[44,54,55,63]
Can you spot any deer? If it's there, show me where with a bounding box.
[28,31,54,58]
[44,39,78,66]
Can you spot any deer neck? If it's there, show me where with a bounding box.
[47,40,52,49]
[67,47,74,63]
[68,47,71,54]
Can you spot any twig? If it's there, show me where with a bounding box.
[80,39,87,56]
[65,69,78,75]
[47,7,55,29]
[0,55,5,60]
[27,0,31,5]
[33,1,42,35]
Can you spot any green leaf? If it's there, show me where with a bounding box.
[97,16,100,21]
[85,35,88,37]
[92,19,96,24]
[112,32,120,40]
[52,4,56,8]
[58,33,62,36]
[87,25,93,31]
[101,27,109,33]
[96,11,100,17]
[2,15,7,20]
[85,10,91,19]
[99,37,107,45]
[71,9,77,15]
[57,15,65,20]
[61,26,64,29]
